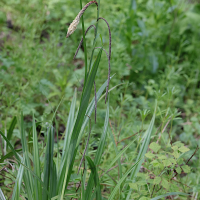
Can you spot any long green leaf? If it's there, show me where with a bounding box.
[32,115,42,200]
[102,135,139,180]
[0,149,21,163]
[62,89,77,160]
[86,156,102,200]
[0,131,20,162]
[58,90,77,191]
[150,192,189,200]
[58,48,102,199]
[109,129,122,178]
[84,101,109,199]
[7,116,17,148]
[108,158,142,200]
[81,172,85,200]
[11,158,24,200]
[125,100,157,200]
[19,112,34,199]
[77,75,115,146]
[0,188,6,200]
[0,130,48,194]
[42,126,55,200]
[94,97,109,165]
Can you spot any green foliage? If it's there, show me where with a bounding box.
[0,0,200,199]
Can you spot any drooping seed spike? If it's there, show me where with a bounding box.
[74,25,96,60]
[66,1,98,38]
[97,17,111,104]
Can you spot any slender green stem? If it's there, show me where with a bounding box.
[80,0,88,83]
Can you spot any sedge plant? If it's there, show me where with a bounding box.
[0,1,194,200]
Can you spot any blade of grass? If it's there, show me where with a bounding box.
[28,121,42,152]
[78,115,91,175]
[125,100,157,200]
[58,49,103,200]
[108,158,142,200]
[62,89,77,160]
[51,96,64,122]
[94,97,109,165]
[7,116,17,149]
[0,130,49,195]
[86,156,102,200]
[81,172,85,200]
[98,82,124,102]
[83,99,109,199]
[11,157,25,200]
[50,161,57,197]
[0,188,6,200]
[0,131,20,163]
[150,192,189,200]
[101,135,139,179]
[42,126,55,200]
[19,112,34,199]
[58,89,77,193]
[32,115,42,200]
[109,129,122,179]
[77,75,115,146]
[0,149,21,163]
[51,96,64,168]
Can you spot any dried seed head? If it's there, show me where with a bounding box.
[66,1,98,38]
[66,16,80,38]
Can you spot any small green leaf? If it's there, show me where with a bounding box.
[137,181,146,186]
[172,151,179,159]
[161,179,169,189]
[182,165,191,173]
[162,159,172,167]
[171,146,178,151]
[158,163,164,170]
[172,142,184,148]
[154,177,161,185]
[157,154,167,160]
[178,146,190,153]
[131,193,140,198]
[150,160,160,167]
[147,179,154,184]
[137,173,149,179]
[170,183,179,191]
[169,158,176,164]
[149,142,161,153]
[129,183,138,191]
[177,158,184,165]
[145,152,155,159]
[176,167,181,174]
[140,190,148,195]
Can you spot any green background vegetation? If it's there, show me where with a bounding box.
[0,0,200,199]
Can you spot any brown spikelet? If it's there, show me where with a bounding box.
[66,1,98,38]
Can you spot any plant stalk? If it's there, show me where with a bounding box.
[80,0,88,84]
